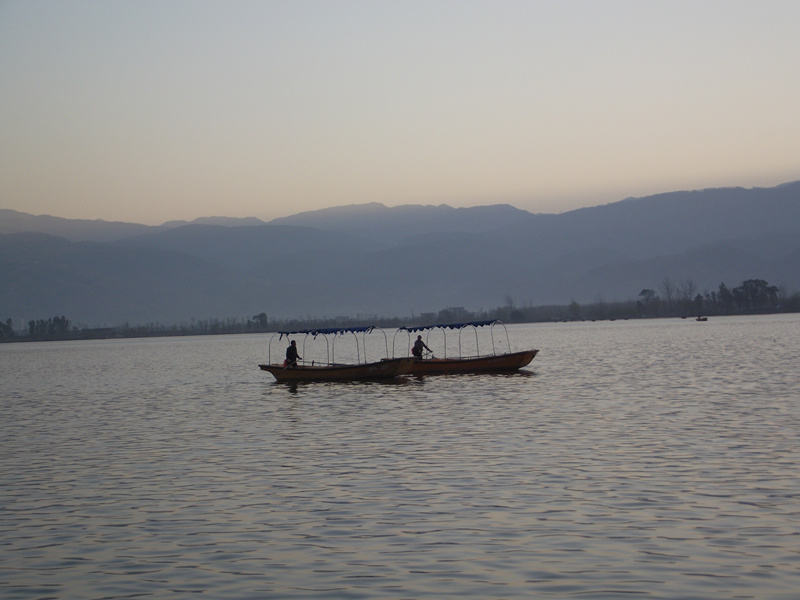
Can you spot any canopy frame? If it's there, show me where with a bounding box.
[268,326,389,366]
[392,319,510,359]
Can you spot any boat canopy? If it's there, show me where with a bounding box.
[269,325,386,366]
[278,326,375,339]
[399,319,498,333]
[394,320,510,359]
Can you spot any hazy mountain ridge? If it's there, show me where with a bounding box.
[269,202,532,244]
[117,224,385,273]
[0,210,157,242]
[0,210,266,242]
[0,232,235,324]
[2,181,799,325]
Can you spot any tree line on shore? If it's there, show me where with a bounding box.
[2,278,798,343]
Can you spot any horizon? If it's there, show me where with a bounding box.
[1,1,799,226]
[5,178,799,228]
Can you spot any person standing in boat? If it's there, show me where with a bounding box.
[412,335,432,359]
[286,340,301,367]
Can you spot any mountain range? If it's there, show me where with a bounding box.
[2,181,799,326]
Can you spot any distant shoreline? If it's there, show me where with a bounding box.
[3,299,798,344]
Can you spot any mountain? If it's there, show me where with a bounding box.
[0,209,156,242]
[2,181,799,326]
[0,232,234,325]
[160,216,268,229]
[269,202,533,244]
[0,210,264,242]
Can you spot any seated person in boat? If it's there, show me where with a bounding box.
[412,335,432,359]
[285,340,301,367]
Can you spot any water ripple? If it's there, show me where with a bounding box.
[2,317,800,598]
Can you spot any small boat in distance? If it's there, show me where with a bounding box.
[259,326,414,382]
[394,320,538,376]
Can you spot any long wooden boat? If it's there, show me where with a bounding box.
[394,320,538,376]
[260,326,415,382]
[259,357,414,382]
[409,349,538,376]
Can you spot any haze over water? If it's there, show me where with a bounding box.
[2,315,799,598]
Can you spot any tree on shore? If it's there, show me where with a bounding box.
[3,277,798,343]
[0,318,13,340]
[731,279,779,312]
[637,289,658,317]
[660,278,676,316]
[27,316,72,341]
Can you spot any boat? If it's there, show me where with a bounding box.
[406,350,538,376]
[259,326,414,382]
[259,357,414,382]
[393,320,538,376]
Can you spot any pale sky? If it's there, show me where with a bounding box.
[1,0,799,225]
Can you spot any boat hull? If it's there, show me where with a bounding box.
[408,349,538,376]
[259,357,414,382]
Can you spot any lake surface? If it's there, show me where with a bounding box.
[2,315,799,599]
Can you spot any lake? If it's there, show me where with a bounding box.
[2,315,799,599]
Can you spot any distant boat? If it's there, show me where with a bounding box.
[696,316,708,322]
[259,326,414,382]
[393,320,538,376]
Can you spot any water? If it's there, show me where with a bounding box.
[2,315,799,599]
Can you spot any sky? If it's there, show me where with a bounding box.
[1,1,799,226]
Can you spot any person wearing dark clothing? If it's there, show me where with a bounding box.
[412,335,432,359]
[286,340,301,367]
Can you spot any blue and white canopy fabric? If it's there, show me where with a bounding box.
[278,326,376,339]
[399,320,498,333]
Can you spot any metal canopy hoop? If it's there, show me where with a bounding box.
[268,326,389,366]
[392,320,510,359]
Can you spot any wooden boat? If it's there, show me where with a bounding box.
[259,357,414,382]
[409,349,538,376]
[260,326,414,382]
[394,320,538,377]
